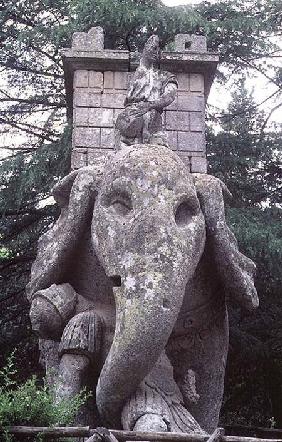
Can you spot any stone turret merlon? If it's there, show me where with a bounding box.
[62,28,219,173]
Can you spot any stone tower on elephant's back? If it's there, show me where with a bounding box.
[62,27,219,173]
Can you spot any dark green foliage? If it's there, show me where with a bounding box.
[0,127,71,377]
[227,208,282,294]
[207,81,282,426]
[0,377,86,427]
[207,81,281,207]
[0,354,89,441]
[221,206,282,427]
[71,0,282,75]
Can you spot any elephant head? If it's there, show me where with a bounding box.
[92,145,206,425]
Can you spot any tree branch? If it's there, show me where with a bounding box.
[259,101,282,141]
[237,56,282,88]
[0,95,65,108]
[0,117,59,142]
[1,60,63,79]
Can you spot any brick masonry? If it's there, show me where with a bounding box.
[63,30,219,174]
[72,70,207,172]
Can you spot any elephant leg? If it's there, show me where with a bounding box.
[38,339,60,388]
[55,353,90,402]
[56,311,104,425]
[192,315,229,433]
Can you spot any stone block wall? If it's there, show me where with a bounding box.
[72,69,206,172]
[62,28,219,174]
[164,72,205,173]
[72,70,128,169]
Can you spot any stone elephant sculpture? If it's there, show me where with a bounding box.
[27,144,258,434]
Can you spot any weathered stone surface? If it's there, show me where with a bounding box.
[88,148,112,164]
[176,73,189,91]
[194,173,259,309]
[114,71,128,90]
[190,112,204,132]
[88,27,104,50]
[166,131,177,150]
[178,131,205,151]
[29,29,257,439]
[38,339,60,386]
[115,35,178,148]
[27,143,258,434]
[88,108,113,127]
[74,107,89,125]
[102,93,125,109]
[72,27,104,51]
[71,148,88,169]
[190,74,204,93]
[59,311,103,362]
[30,283,77,340]
[104,71,114,89]
[89,71,103,89]
[191,156,207,173]
[74,127,100,147]
[74,89,102,107]
[165,100,178,111]
[174,34,207,53]
[122,352,204,434]
[74,70,89,88]
[166,111,189,131]
[101,128,115,148]
[177,93,204,111]
[114,107,123,117]
[178,151,191,171]
[64,30,220,169]
[63,28,219,169]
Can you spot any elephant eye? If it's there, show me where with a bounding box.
[175,199,197,226]
[109,192,132,216]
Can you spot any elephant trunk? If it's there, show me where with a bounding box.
[91,147,206,427]
[96,263,189,427]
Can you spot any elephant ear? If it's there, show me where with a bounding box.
[193,173,259,311]
[26,162,106,301]
[52,169,81,208]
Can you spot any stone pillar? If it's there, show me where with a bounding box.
[62,28,219,173]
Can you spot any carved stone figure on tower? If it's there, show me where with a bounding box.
[115,35,178,148]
